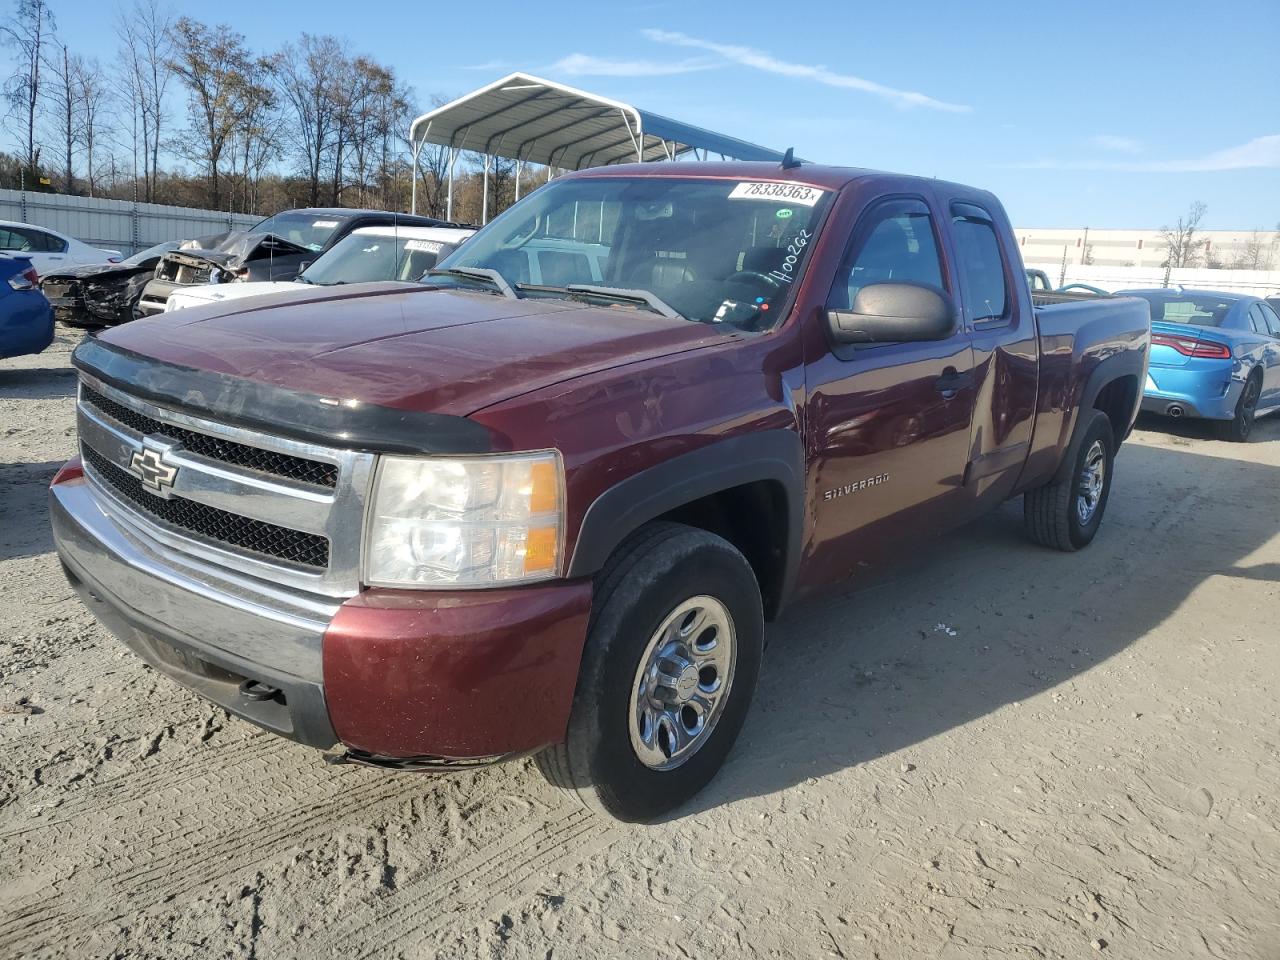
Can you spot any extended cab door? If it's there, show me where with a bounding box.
[802,195,978,587]
[940,197,1039,507]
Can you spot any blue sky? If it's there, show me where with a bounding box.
[23,0,1280,229]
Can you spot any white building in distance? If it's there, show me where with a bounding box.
[1015,227,1279,270]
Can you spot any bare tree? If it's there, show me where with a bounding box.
[169,18,274,209]
[46,44,81,191]
[1160,201,1209,274]
[1230,229,1276,271]
[75,58,111,196]
[2,0,55,176]
[117,0,173,202]
[275,34,346,207]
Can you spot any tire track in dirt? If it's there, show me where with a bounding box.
[0,732,285,838]
[334,806,615,960]
[0,773,420,955]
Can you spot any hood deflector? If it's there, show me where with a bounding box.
[72,337,497,455]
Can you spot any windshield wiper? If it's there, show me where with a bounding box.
[560,284,685,320]
[425,267,519,300]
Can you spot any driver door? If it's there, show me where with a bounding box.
[802,196,978,588]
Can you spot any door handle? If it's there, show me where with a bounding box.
[934,367,973,397]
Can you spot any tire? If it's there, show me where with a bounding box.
[1023,409,1115,551]
[1214,373,1262,443]
[536,522,764,822]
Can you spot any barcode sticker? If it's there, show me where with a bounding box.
[728,182,825,206]
[404,239,443,253]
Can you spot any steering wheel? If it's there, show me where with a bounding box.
[726,270,784,291]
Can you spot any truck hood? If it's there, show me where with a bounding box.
[97,281,735,417]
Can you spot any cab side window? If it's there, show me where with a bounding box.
[827,198,945,311]
[950,203,1009,325]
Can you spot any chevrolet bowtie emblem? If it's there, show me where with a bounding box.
[128,447,179,497]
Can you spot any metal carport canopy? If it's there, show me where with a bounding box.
[408,72,786,219]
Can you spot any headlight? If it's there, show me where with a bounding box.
[363,451,564,588]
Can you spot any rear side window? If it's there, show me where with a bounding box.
[1248,304,1269,334]
[951,204,1008,324]
[1258,301,1280,337]
[31,229,66,253]
[827,198,945,311]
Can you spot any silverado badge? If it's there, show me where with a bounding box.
[128,447,179,497]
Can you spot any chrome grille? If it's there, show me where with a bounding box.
[75,374,376,597]
[81,444,330,569]
[81,385,338,487]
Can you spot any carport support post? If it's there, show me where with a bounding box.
[410,139,420,215]
[446,148,458,222]
[481,154,491,225]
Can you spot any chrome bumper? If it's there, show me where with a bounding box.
[50,479,341,748]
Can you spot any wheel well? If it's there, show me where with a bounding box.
[655,480,789,620]
[1093,375,1139,445]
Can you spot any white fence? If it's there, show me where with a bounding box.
[1022,259,1280,297]
[0,189,260,256]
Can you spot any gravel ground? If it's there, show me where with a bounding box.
[2,328,1278,959]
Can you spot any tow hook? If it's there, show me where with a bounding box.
[238,679,283,702]
[321,748,513,772]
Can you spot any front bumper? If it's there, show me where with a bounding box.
[1141,364,1241,421]
[136,279,185,316]
[52,477,340,747]
[50,474,593,759]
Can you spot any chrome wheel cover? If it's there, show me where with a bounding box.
[1076,439,1106,526]
[628,596,737,771]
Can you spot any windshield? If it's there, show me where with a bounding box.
[1128,292,1236,326]
[248,212,347,252]
[299,233,450,286]
[123,241,178,266]
[435,176,831,329]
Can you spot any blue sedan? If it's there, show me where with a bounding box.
[1118,288,1280,442]
[1,253,54,360]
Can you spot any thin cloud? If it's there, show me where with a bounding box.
[1089,134,1143,155]
[462,59,514,72]
[642,28,970,113]
[546,53,718,78]
[1014,134,1280,172]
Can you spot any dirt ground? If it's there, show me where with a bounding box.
[2,328,1278,960]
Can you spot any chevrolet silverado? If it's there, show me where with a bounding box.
[50,161,1150,821]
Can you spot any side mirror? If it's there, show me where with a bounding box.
[827,281,957,344]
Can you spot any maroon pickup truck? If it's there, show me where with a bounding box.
[50,162,1150,821]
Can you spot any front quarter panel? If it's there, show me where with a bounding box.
[469,327,808,584]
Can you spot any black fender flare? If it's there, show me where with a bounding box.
[567,429,806,609]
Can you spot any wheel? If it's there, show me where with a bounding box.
[1214,373,1261,442]
[536,522,763,822]
[1023,409,1115,551]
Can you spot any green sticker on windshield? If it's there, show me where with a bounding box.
[776,208,794,219]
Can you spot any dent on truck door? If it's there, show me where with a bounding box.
[945,200,1038,508]
[802,196,977,589]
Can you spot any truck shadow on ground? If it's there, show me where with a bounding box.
[679,435,1280,817]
